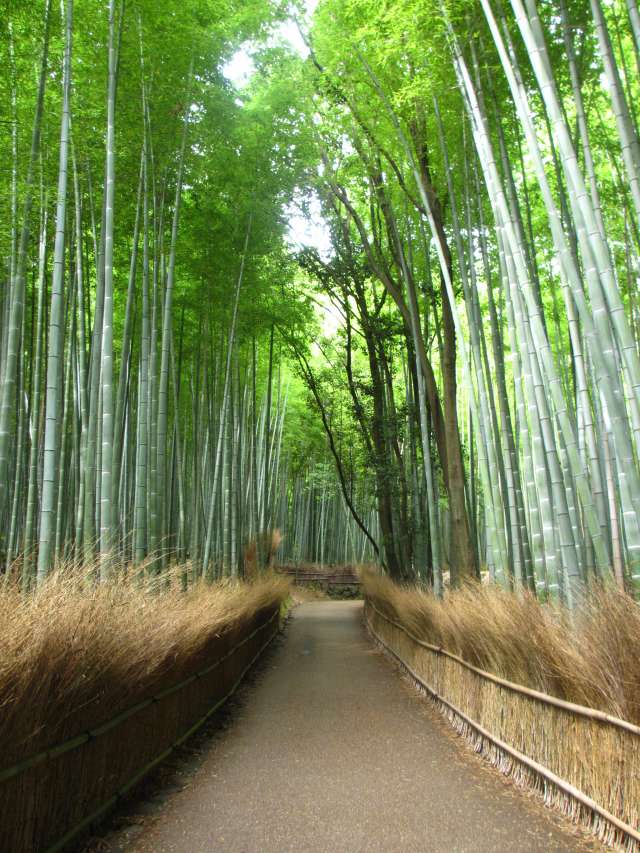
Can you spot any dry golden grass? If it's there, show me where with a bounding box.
[0,563,289,769]
[361,569,640,725]
[0,561,289,852]
[363,569,640,846]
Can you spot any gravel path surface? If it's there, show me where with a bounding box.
[126,601,593,853]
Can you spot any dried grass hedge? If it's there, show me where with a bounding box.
[362,570,640,850]
[0,566,289,852]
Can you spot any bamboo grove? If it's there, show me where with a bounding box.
[288,0,640,603]
[0,0,376,585]
[1,0,640,605]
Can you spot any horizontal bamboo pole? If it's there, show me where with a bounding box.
[365,601,640,849]
[367,601,640,736]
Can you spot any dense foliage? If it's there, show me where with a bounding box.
[1,0,640,603]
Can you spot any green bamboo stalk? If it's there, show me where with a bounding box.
[37,0,73,582]
[0,0,52,547]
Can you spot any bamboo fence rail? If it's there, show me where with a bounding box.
[364,599,640,852]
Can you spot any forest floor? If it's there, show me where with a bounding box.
[89,602,597,853]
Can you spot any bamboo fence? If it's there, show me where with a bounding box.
[364,599,640,852]
[0,604,281,853]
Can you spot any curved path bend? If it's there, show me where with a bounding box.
[127,601,592,852]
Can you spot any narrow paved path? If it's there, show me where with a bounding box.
[129,601,591,852]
